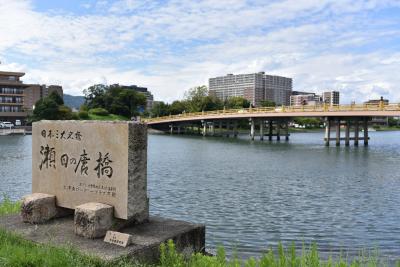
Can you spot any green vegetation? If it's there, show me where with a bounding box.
[388,117,400,127]
[89,108,110,116]
[148,86,251,117]
[0,199,397,266]
[0,196,20,216]
[83,84,146,118]
[373,125,400,131]
[293,117,324,129]
[30,91,75,122]
[260,100,276,107]
[88,113,129,121]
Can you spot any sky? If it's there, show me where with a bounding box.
[0,0,399,104]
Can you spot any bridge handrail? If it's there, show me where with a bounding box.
[143,103,400,123]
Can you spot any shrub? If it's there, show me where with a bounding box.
[89,108,109,116]
[78,110,89,119]
[71,112,80,120]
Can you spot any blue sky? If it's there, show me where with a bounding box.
[0,0,400,103]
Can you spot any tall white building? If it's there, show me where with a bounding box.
[323,91,340,106]
[209,72,292,106]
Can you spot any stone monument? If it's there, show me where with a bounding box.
[21,120,149,238]
[2,119,206,262]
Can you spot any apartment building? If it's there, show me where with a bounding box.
[290,94,322,106]
[0,71,63,124]
[209,72,292,106]
[322,91,340,106]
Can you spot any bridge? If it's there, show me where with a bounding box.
[145,103,400,146]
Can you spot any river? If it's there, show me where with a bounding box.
[1,131,400,261]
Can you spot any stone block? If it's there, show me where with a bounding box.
[21,193,57,224]
[74,202,113,239]
[32,121,149,221]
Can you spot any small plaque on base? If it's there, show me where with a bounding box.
[104,231,132,247]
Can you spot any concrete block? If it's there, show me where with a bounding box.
[74,202,113,239]
[21,193,58,224]
[0,214,206,263]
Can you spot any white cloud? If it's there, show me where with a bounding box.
[0,0,399,104]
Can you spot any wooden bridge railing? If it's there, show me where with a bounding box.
[144,103,400,123]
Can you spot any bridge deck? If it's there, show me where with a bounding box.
[145,104,400,125]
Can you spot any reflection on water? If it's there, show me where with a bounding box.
[1,131,400,261]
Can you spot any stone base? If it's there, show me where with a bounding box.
[21,193,73,224]
[74,202,114,239]
[0,214,205,264]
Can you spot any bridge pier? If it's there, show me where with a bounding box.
[260,120,264,141]
[324,117,370,146]
[276,121,281,141]
[219,121,223,136]
[354,120,359,146]
[226,121,230,137]
[202,121,207,137]
[210,122,215,136]
[250,118,255,141]
[268,120,273,141]
[285,121,289,141]
[336,119,341,147]
[325,119,331,146]
[363,118,369,146]
[345,120,350,147]
[233,121,238,138]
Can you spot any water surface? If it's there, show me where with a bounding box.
[1,131,400,261]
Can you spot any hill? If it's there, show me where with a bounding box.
[63,94,85,110]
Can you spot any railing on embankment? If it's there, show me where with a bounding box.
[0,127,32,136]
[144,103,400,124]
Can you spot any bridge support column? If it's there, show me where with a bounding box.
[260,120,264,141]
[177,125,181,134]
[169,124,174,135]
[335,119,341,146]
[226,121,230,137]
[219,121,223,136]
[250,119,255,141]
[345,120,350,147]
[268,120,273,141]
[354,120,359,146]
[233,121,238,138]
[363,118,369,146]
[276,121,281,141]
[285,121,289,141]
[210,122,215,136]
[325,118,331,146]
[202,122,207,137]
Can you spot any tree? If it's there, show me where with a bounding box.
[48,91,64,105]
[170,100,187,115]
[83,84,146,117]
[150,102,170,117]
[260,100,276,107]
[225,96,250,109]
[184,85,209,112]
[83,84,107,109]
[31,91,73,121]
[200,96,223,111]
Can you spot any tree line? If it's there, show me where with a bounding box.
[147,85,276,118]
[30,84,276,121]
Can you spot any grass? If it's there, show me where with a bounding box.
[372,125,400,131]
[88,113,129,121]
[0,196,21,216]
[0,198,398,267]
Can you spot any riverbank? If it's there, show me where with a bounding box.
[0,199,397,266]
